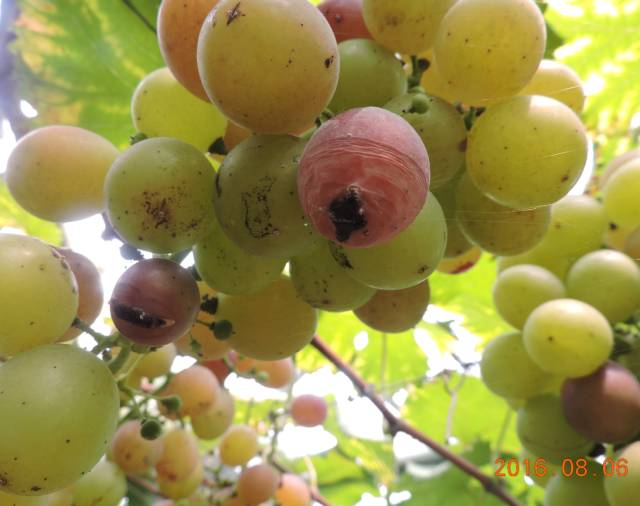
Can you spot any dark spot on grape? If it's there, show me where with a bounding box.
[31,486,41,492]
[65,439,71,443]
[226,2,244,25]
[241,176,279,239]
[329,185,367,243]
[324,55,335,68]
[0,474,8,486]
[110,300,175,330]
[417,265,429,274]
[458,139,467,152]
[610,222,618,230]
[547,336,554,342]
[143,196,171,229]
[215,172,222,197]
[561,174,569,182]
[331,245,353,269]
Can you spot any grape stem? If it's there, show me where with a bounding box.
[310,336,522,506]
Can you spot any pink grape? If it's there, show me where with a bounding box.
[318,0,372,43]
[291,395,328,427]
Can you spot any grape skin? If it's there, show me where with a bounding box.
[72,460,127,506]
[133,343,177,379]
[604,442,640,506]
[236,464,280,506]
[219,425,259,467]
[318,0,372,43]
[275,473,312,506]
[110,420,164,475]
[600,148,640,188]
[155,429,200,482]
[544,461,609,506]
[161,365,221,418]
[191,388,235,440]
[157,460,203,500]
[603,158,640,228]
[291,395,328,427]
[519,59,586,115]
[437,247,482,275]
[432,180,473,258]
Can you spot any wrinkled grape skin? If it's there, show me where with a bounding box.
[328,39,407,114]
[299,107,430,248]
[354,281,430,333]
[603,159,640,228]
[72,460,127,506]
[0,345,119,495]
[105,137,216,254]
[562,362,640,444]
[545,461,609,506]
[157,0,219,101]
[434,0,545,106]
[291,395,328,427]
[191,388,235,440]
[275,473,312,506]
[519,59,586,115]
[432,181,473,258]
[219,425,259,466]
[318,0,371,43]
[237,464,280,506]
[0,234,78,356]
[604,442,640,506]
[110,420,164,475]
[197,0,339,135]
[6,126,119,222]
[331,193,447,289]
[467,96,588,209]
[214,135,319,258]
[110,259,200,347]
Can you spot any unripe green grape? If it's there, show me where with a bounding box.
[197,0,339,134]
[5,126,119,222]
[194,215,285,295]
[158,460,203,500]
[493,265,566,329]
[520,449,556,488]
[624,226,640,260]
[516,394,593,464]
[217,276,318,360]
[0,345,118,495]
[214,135,319,258]
[105,137,216,254]
[191,389,235,440]
[604,158,640,228]
[109,420,164,475]
[544,460,608,506]
[134,344,177,379]
[604,442,640,506]
[497,246,574,281]
[328,39,406,114]
[131,67,227,152]
[219,425,259,467]
[432,181,473,258]
[155,429,200,482]
[72,460,126,506]
[480,332,556,400]
[330,193,447,290]
[161,365,221,418]
[519,59,586,115]
[523,299,613,378]
[467,96,588,209]
[601,149,640,188]
[290,242,375,312]
[455,173,551,256]
[275,473,312,506]
[236,464,280,506]
[0,234,78,356]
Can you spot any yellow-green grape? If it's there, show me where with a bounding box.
[523,299,613,378]
[497,246,575,281]
[0,491,49,505]
[567,250,640,324]
[275,473,312,506]
[467,95,588,209]
[545,460,608,506]
[217,276,318,360]
[480,332,556,400]
[601,148,640,189]
[604,158,640,228]
[604,442,640,506]
[624,226,640,260]
[330,193,447,290]
[46,488,74,506]
[493,265,566,329]
[5,126,119,222]
[437,246,482,275]
[432,181,473,258]
[131,67,227,152]
[109,420,164,475]
[219,425,259,467]
[434,0,545,106]
[455,173,551,256]
[517,395,593,465]
[197,0,339,134]
[328,39,407,114]
[134,344,177,379]
[214,135,318,258]
[161,365,221,418]
[354,281,430,333]
[0,345,118,495]
[519,59,586,115]
[605,222,635,252]
[362,0,456,54]
[385,92,467,189]
[520,449,556,488]
[158,460,203,500]
[419,51,460,105]
[72,460,126,506]
[194,216,285,295]
[155,429,200,482]
[236,464,280,506]
[290,242,375,312]
[191,388,235,440]
[105,137,216,253]
[0,234,78,356]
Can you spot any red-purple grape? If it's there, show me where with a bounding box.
[318,0,372,43]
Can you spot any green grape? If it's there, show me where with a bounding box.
[5,126,119,222]
[328,39,407,114]
[214,135,319,258]
[604,442,640,506]
[601,149,640,188]
[0,234,78,356]
[354,281,430,333]
[519,59,586,115]
[155,429,200,482]
[330,193,447,290]
[275,473,312,506]
[516,394,593,465]
[161,365,221,418]
[158,460,203,500]
[545,461,609,506]
[362,0,456,54]
[236,464,280,506]
[197,0,339,134]
[624,226,640,260]
[72,460,126,506]
[105,137,216,254]
[109,420,164,475]
[46,488,74,506]
[194,215,285,295]
[467,96,588,209]
[290,242,375,312]
[191,389,235,440]
[434,0,545,106]
[497,246,575,281]
[604,158,640,228]
[219,425,259,467]
[455,173,551,256]
[480,332,556,400]
[131,67,227,152]
[520,449,556,488]
[133,343,177,379]
[432,181,473,258]
[523,299,613,378]
[0,345,118,495]
[217,276,318,360]
[385,92,467,189]
[567,250,640,324]
[493,265,566,329]
[0,491,49,505]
